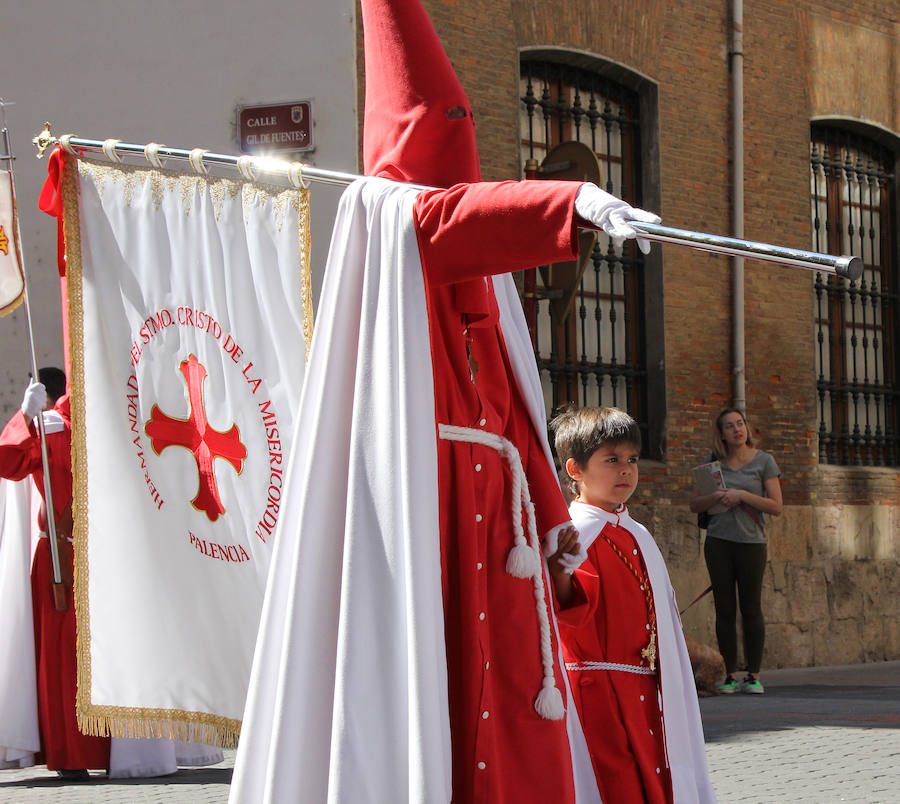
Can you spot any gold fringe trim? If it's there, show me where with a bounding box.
[73,156,314,356]
[297,188,314,361]
[64,152,314,747]
[77,157,304,231]
[76,710,242,749]
[62,151,95,729]
[0,290,25,317]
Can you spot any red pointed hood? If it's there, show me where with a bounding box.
[362,0,481,188]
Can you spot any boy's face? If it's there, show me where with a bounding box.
[566,442,639,512]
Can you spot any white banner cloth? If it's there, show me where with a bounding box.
[0,170,26,316]
[63,156,312,746]
[0,477,40,768]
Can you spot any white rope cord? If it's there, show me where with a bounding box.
[288,161,310,190]
[58,134,77,155]
[102,139,123,163]
[565,660,656,676]
[236,155,256,182]
[144,142,166,169]
[189,148,209,175]
[38,533,74,544]
[437,423,564,720]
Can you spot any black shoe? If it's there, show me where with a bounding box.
[56,769,92,781]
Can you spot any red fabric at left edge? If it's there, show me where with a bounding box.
[37,147,71,382]
[37,147,66,277]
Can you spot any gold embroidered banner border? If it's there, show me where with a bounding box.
[64,153,312,748]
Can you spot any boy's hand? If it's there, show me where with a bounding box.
[547,525,583,609]
[548,526,581,575]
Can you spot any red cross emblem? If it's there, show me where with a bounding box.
[145,354,247,522]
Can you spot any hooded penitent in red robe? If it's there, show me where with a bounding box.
[367,1,599,799]
[0,399,110,771]
[230,1,631,801]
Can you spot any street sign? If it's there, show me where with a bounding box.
[238,100,313,154]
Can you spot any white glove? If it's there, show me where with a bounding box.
[575,183,661,254]
[21,380,47,420]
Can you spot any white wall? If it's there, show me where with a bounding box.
[0,0,358,419]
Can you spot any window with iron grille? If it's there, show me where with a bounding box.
[810,124,899,466]
[518,55,663,455]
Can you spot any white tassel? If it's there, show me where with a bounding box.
[506,542,538,578]
[534,680,565,720]
[437,424,565,723]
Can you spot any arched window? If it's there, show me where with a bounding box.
[810,124,899,466]
[518,54,662,455]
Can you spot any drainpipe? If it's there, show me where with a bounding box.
[731,0,746,411]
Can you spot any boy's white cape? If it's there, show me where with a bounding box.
[569,501,718,804]
[230,178,598,802]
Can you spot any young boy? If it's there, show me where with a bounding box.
[549,406,717,804]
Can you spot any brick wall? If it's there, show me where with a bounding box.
[357,0,900,668]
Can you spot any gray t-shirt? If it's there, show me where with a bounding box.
[706,450,780,544]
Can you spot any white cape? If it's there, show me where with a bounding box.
[0,455,223,777]
[0,477,40,769]
[568,502,717,804]
[109,737,223,778]
[231,177,598,803]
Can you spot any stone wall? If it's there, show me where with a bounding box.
[631,498,900,669]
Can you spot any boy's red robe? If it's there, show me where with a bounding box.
[562,502,718,804]
[0,400,110,771]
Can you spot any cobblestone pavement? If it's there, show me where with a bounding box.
[1,661,897,803]
[701,661,900,803]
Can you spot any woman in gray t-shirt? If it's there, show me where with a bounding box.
[690,408,782,695]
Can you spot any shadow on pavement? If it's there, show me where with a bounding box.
[700,679,900,741]
[0,767,233,788]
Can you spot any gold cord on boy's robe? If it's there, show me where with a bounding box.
[598,527,658,672]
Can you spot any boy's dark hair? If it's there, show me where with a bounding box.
[550,406,642,494]
[38,367,66,404]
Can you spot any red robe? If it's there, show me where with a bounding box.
[413,179,583,803]
[0,400,110,771]
[557,520,673,804]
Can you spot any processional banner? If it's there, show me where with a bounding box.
[56,152,312,746]
[0,170,26,316]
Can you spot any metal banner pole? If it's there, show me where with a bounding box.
[630,221,861,280]
[32,125,862,281]
[2,110,67,610]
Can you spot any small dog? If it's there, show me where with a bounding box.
[684,635,726,697]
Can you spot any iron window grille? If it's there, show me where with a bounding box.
[810,125,899,466]
[519,59,649,438]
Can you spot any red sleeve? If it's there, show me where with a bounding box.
[556,564,600,632]
[529,437,571,538]
[413,180,582,286]
[0,412,40,482]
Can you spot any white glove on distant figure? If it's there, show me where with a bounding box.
[575,183,661,254]
[21,380,47,420]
